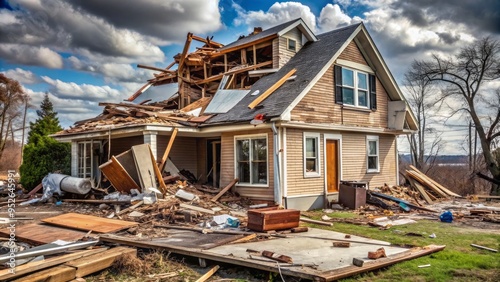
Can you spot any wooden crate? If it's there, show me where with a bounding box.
[247,207,300,231]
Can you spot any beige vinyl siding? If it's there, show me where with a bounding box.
[291,41,389,129]
[341,132,396,188]
[157,136,198,176]
[220,129,274,201]
[110,136,143,157]
[276,28,303,68]
[286,128,325,196]
[272,38,279,68]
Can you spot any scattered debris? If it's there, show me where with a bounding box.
[470,244,498,253]
[368,247,387,260]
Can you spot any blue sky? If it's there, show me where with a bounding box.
[1,0,499,154]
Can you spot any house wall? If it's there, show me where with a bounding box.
[157,136,198,176]
[274,28,303,68]
[220,128,274,201]
[290,41,389,129]
[284,128,397,210]
[109,136,144,156]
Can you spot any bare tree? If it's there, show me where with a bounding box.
[404,61,444,172]
[0,74,27,161]
[414,37,500,195]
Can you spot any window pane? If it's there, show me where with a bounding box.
[252,138,266,161]
[238,161,250,183]
[237,140,249,161]
[306,159,316,172]
[342,88,354,105]
[306,138,316,158]
[368,156,378,170]
[358,90,367,107]
[288,39,296,51]
[358,73,367,89]
[368,140,377,155]
[342,69,354,86]
[252,162,267,184]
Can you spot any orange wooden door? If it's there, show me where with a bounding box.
[326,140,339,193]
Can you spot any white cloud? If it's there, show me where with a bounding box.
[0,44,63,69]
[3,68,40,84]
[318,4,360,32]
[41,76,124,101]
[233,2,317,32]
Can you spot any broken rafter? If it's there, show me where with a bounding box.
[126,82,152,102]
[192,34,223,48]
[178,32,193,74]
[210,34,278,58]
[159,128,178,172]
[193,61,272,85]
[137,64,176,73]
[248,68,297,109]
[99,102,164,111]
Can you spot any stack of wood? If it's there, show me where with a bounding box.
[405,165,461,204]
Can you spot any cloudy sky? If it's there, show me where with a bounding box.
[1,0,499,154]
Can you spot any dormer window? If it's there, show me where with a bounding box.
[287,38,296,52]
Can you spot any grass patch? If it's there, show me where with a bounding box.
[304,210,500,282]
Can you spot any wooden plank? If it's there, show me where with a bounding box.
[131,144,157,191]
[159,128,179,172]
[193,61,272,85]
[99,156,140,194]
[12,265,76,282]
[0,249,107,281]
[148,145,167,194]
[126,82,152,102]
[62,199,131,204]
[27,182,43,197]
[195,265,220,282]
[178,32,193,73]
[42,213,138,233]
[230,234,257,244]
[409,165,461,197]
[406,170,448,198]
[299,217,333,226]
[66,247,137,278]
[211,178,238,202]
[0,223,87,245]
[248,68,297,109]
[407,176,433,204]
[179,203,215,215]
[180,97,212,113]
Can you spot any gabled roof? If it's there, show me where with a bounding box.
[219,18,317,52]
[206,23,361,124]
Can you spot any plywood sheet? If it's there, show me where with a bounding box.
[99,156,139,193]
[0,223,87,245]
[131,144,157,190]
[42,213,138,233]
[115,149,141,186]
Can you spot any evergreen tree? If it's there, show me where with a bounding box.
[20,94,70,190]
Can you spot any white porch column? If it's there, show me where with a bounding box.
[143,131,158,160]
[71,141,78,177]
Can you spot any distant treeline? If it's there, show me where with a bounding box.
[399,154,468,164]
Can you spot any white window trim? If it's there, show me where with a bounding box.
[77,140,101,179]
[303,132,321,178]
[234,134,269,187]
[287,38,296,52]
[341,67,370,109]
[366,135,380,173]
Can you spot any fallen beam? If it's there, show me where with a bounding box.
[300,217,333,226]
[211,178,238,202]
[195,265,220,282]
[248,68,297,109]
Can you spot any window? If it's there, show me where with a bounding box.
[335,65,377,110]
[77,141,101,179]
[304,133,320,177]
[366,135,379,172]
[287,38,296,51]
[235,135,268,185]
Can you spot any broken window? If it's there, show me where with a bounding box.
[236,135,267,185]
[366,135,379,173]
[304,132,320,177]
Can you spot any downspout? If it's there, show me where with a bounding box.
[272,122,281,205]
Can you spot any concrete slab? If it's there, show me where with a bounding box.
[209,228,405,271]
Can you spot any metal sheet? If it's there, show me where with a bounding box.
[204,89,250,114]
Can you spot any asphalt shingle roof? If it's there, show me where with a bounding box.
[206,23,361,125]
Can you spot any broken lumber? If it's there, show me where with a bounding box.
[99,156,140,194]
[409,165,461,197]
[211,178,239,202]
[117,200,144,216]
[12,265,76,282]
[230,233,257,244]
[159,128,179,172]
[406,170,448,198]
[262,250,293,263]
[407,177,433,204]
[299,217,333,226]
[332,241,351,248]
[369,192,438,213]
[179,203,215,215]
[470,244,498,252]
[248,68,297,109]
[195,265,220,282]
[27,182,43,197]
[65,246,137,277]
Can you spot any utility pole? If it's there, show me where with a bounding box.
[468,122,472,171]
[20,96,28,165]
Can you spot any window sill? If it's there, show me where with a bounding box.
[304,173,321,178]
[342,105,372,113]
[366,170,380,174]
[236,184,269,188]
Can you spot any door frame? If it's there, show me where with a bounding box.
[323,134,342,195]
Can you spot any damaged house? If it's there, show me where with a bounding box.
[52,18,417,210]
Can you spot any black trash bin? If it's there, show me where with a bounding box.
[338,181,367,210]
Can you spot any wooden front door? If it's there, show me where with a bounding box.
[326,139,339,193]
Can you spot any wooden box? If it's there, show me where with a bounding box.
[247,207,300,231]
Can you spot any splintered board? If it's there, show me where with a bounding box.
[42,213,138,233]
[0,223,87,245]
[99,155,140,194]
[131,144,157,190]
